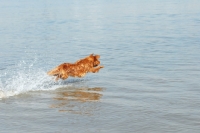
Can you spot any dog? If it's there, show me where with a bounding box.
[47,54,104,81]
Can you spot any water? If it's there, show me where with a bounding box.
[0,0,200,132]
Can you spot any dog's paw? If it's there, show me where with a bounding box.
[100,66,104,68]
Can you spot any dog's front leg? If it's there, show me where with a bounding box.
[91,66,104,73]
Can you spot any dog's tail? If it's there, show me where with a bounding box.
[47,67,60,76]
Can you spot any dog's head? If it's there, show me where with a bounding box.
[89,54,101,67]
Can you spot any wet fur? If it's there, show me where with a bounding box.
[47,54,104,81]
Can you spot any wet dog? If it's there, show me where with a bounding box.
[47,54,104,81]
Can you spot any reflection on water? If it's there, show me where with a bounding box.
[50,87,103,115]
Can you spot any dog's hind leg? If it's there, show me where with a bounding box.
[61,74,69,80]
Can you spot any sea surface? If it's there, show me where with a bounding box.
[0,0,200,132]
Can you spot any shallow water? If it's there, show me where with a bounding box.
[0,0,200,132]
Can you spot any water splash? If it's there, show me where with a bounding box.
[0,59,72,99]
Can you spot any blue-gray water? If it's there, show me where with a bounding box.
[0,0,200,132]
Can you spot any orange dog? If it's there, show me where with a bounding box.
[47,54,104,80]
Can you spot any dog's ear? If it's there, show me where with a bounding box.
[95,55,100,59]
[87,53,94,61]
[90,53,94,57]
